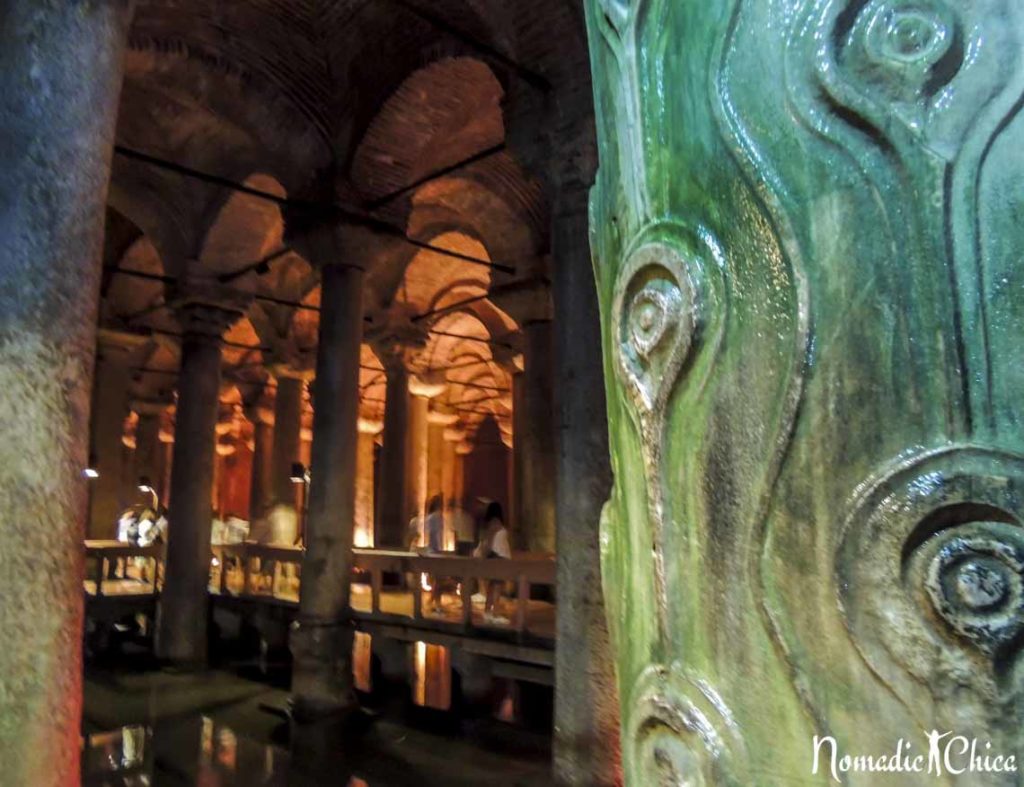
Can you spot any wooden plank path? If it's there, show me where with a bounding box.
[83,541,557,661]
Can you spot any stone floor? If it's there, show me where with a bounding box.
[82,667,554,786]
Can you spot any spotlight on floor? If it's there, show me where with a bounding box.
[83,467,99,479]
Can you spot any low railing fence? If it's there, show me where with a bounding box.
[209,543,555,637]
[83,540,165,597]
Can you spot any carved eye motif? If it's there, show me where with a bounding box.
[864,3,953,68]
[627,666,747,786]
[923,523,1024,658]
[836,0,961,103]
[628,282,679,361]
[612,243,697,418]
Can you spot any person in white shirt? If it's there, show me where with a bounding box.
[448,498,476,555]
[473,501,511,623]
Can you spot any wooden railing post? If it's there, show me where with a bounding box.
[462,576,473,629]
[371,567,382,615]
[515,574,529,633]
[242,547,253,598]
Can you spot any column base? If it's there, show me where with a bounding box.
[289,617,358,722]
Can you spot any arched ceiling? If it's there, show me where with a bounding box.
[101,0,591,450]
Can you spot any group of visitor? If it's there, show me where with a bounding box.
[115,505,168,547]
[411,495,512,624]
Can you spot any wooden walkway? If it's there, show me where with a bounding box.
[84,541,557,666]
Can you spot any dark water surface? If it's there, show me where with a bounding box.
[82,667,552,786]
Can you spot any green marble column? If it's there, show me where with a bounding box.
[585,1,1024,783]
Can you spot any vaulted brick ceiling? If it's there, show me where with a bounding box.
[102,0,591,440]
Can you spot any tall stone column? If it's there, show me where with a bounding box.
[245,403,274,521]
[355,419,382,547]
[510,373,524,540]
[133,399,168,503]
[441,430,457,509]
[426,418,446,503]
[374,358,410,548]
[157,301,243,666]
[0,2,133,782]
[552,187,621,785]
[517,320,557,553]
[405,391,429,539]
[291,257,364,720]
[586,3,1024,782]
[159,428,174,506]
[89,329,147,537]
[270,368,306,510]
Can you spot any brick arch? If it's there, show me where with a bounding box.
[351,57,505,202]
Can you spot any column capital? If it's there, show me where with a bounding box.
[170,275,251,339]
[244,403,275,427]
[489,276,554,324]
[269,362,316,383]
[443,425,467,444]
[131,397,172,418]
[357,417,384,435]
[367,324,428,374]
[409,368,447,399]
[285,211,389,272]
[173,301,245,340]
[489,342,525,374]
[427,404,460,426]
[96,327,149,362]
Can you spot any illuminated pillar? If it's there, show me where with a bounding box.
[0,3,133,780]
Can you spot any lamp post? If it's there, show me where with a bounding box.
[138,474,159,511]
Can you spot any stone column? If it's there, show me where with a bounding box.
[89,329,147,537]
[0,3,132,782]
[374,358,410,548]
[291,258,364,720]
[552,187,621,784]
[245,403,274,521]
[157,301,243,666]
[405,391,429,540]
[441,432,457,509]
[426,418,445,503]
[159,427,174,506]
[355,419,382,547]
[133,399,168,504]
[511,372,526,546]
[270,369,306,510]
[518,320,557,554]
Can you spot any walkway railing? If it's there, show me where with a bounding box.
[83,539,164,597]
[85,541,556,642]
[208,543,555,640]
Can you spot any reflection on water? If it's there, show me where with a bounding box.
[412,641,451,710]
[353,631,373,693]
[82,719,371,786]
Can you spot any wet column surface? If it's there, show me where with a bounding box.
[405,392,429,538]
[291,260,364,720]
[134,399,168,501]
[355,420,382,547]
[157,303,241,666]
[519,320,557,553]
[375,359,410,548]
[552,189,622,785]
[245,403,274,522]
[270,370,305,510]
[89,329,147,537]
[0,1,133,783]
